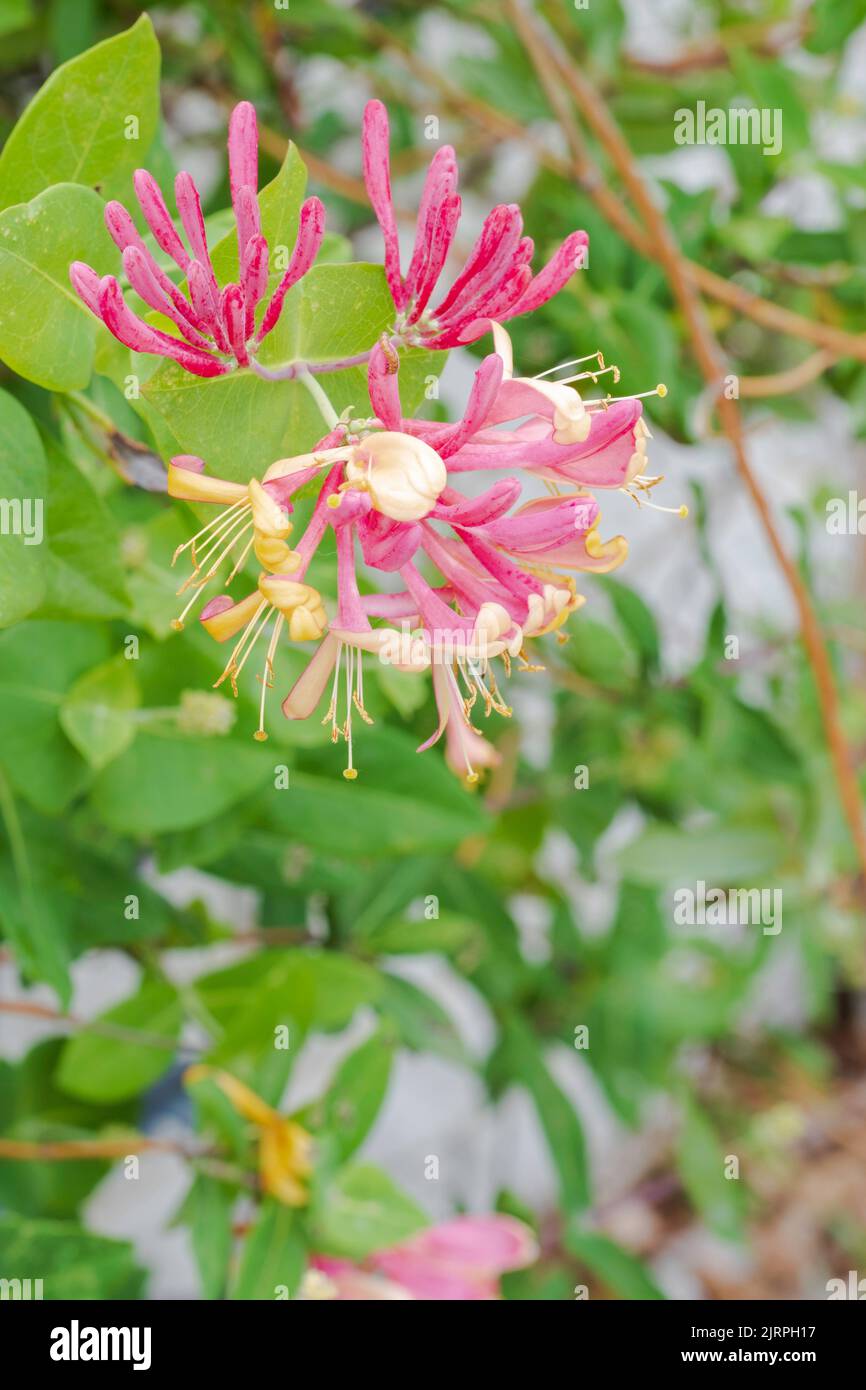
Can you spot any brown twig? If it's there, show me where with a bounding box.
[737,351,836,398]
[508,0,866,885]
[0,999,197,1055]
[0,1136,201,1160]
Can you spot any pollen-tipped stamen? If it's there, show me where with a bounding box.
[343,645,358,779]
[214,598,269,696]
[172,498,250,566]
[585,384,667,411]
[176,511,253,595]
[555,363,621,389]
[254,613,284,741]
[533,351,605,380]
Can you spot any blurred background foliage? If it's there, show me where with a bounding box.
[1,0,865,1301]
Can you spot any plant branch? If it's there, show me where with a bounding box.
[509,0,866,885]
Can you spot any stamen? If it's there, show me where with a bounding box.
[176,512,252,594]
[585,384,667,409]
[352,650,373,725]
[343,645,358,779]
[533,352,605,379]
[171,582,211,632]
[224,532,255,585]
[621,487,688,517]
[172,499,250,565]
[214,599,269,695]
[555,363,620,388]
[517,647,545,673]
[322,642,343,742]
[254,614,284,741]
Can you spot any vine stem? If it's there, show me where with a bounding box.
[508,0,866,885]
[297,366,340,430]
[249,348,375,382]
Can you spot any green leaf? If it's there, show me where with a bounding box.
[0,183,117,389]
[0,1214,145,1298]
[376,973,468,1063]
[59,655,139,770]
[495,1014,590,1213]
[318,1032,393,1160]
[198,949,382,1068]
[618,822,789,885]
[232,1199,306,1300]
[0,15,160,206]
[564,1228,665,1299]
[38,441,128,619]
[0,619,109,813]
[0,388,47,626]
[597,576,660,675]
[55,977,182,1103]
[268,727,486,857]
[174,1175,234,1301]
[91,732,273,835]
[366,911,477,956]
[676,1098,746,1242]
[309,1162,427,1260]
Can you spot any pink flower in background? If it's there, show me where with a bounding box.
[362,99,588,347]
[70,102,325,377]
[304,1214,538,1300]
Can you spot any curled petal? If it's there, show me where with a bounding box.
[476,493,599,551]
[200,590,263,641]
[430,478,521,526]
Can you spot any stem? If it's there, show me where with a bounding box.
[298,366,340,430]
[249,348,375,382]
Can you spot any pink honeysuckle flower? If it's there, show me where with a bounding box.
[362,98,588,348]
[70,102,325,378]
[301,1214,538,1301]
[160,321,678,778]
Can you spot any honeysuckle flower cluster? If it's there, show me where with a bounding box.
[70,97,682,782]
[70,102,325,377]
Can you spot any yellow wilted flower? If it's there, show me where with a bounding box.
[186,1065,313,1207]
